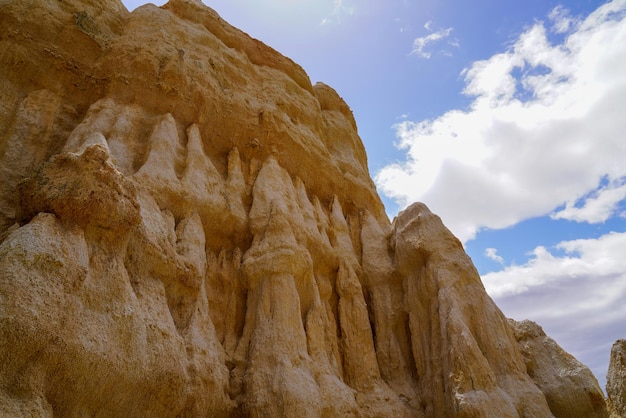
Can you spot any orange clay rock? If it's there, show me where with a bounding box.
[0,0,609,416]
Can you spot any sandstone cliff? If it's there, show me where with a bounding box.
[0,0,610,416]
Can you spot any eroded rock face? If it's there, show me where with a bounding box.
[607,340,626,418]
[510,319,608,418]
[0,0,611,416]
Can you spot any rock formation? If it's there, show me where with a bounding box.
[607,340,626,417]
[0,0,612,416]
[509,320,608,417]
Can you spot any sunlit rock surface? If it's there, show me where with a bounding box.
[0,0,611,416]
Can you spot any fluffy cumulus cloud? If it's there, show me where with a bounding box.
[376,0,626,243]
[482,231,626,387]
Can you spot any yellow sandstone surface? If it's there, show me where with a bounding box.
[0,0,610,416]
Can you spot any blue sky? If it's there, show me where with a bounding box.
[122,0,625,390]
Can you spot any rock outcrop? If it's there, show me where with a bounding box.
[0,0,611,416]
[510,320,608,417]
[607,340,626,417]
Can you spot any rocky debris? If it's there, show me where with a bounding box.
[0,0,614,416]
[607,340,626,417]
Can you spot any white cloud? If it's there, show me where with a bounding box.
[483,232,626,298]
[485,247,504,264]
[482,231,626,388]
[548,5,580,34]
[411,25,454,58]
[377,0,626,242]
[551,179,626,223]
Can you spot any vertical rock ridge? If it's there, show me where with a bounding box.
[607,339,626,417]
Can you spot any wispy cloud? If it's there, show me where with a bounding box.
[377,0,626,242]
[321,0,354,26]
[485,247,505,264]
[548,5,580,34]
[411,22,455,58]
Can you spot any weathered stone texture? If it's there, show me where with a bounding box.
[607,340,626,418]
[0,0,612,416]
[510,319,608,418]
